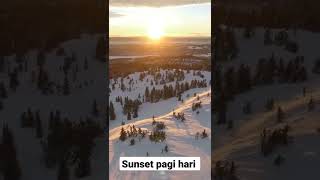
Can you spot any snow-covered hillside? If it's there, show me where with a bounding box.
[108,67,211,180]
[213,27,320,180]
[109,70,211,128]
[0,34,108,180]
[109,89,211,180]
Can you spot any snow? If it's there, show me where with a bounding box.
[109,89,211,180]
[0,34,108,179]
[214,28,320,179]
[109,68,211,180]
[109,70,211,129]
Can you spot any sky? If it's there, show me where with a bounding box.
[109,0,211,38]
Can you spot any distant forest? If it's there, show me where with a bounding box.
[213,0,320,31]
[0,0,106,55]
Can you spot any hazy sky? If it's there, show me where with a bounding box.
[109,1,211,38]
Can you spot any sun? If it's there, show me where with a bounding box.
[147,24,164,40]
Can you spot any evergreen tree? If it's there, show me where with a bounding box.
[0,100,3,111]
[63,76,70,96]
[277,107,284,123]
[0,82,8,98]
[57,160,69,180]
[130,138,135,146]
[92,99,99,116]
[109,101,116,120]
[308,97,315,111]
[35,110,43,138]
[164,145,168,153]
[133,107,138,118]
[84,57,88,70]
[1,124,22,180]
[119,127,127,141]
[127,111,131,120]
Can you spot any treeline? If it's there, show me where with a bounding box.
[214,0,320,31]
[0,45,103,97]
[214,54,307,100]
[110,58,211,79]
[0,0,105,55]
[145,80,208,103]
[214,55,307,124]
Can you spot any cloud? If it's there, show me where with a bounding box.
[109,11,124,18]
[110,0,211,7]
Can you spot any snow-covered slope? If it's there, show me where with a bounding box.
[109,89,211,180]
[213,28,320,179]
[0,34,108,180]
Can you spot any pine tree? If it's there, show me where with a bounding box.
[119,127,127,141]
[35,110,43,138]
[2,124,22,180]
[96,36,105,61]
[133,107,138,118]
[308,97,315,111]
[145,87,150,102]
[92,99,99,116]
[227,119,233,130]
[57,160,69,180]
[63,76,70,96]
[109,101,116,120]
[127,111,131,120]
[277,107,284,123]
[84,57,88,70]
[0,82,8,98]
[74,156,91,178]
[0,100,3,111]
[130,138,135,146]
[49,111,54,130]
[164,145,168,153]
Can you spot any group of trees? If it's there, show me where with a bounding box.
[173,112,186,122]
[123,97,142,120]
[119,125,148,143]
[214,26,238,62]
[195,129,208,140]
[145,80,207,104]
[214,53,308,126]
[218,55,307,102]
[0,48,101,100]
[20,108,43,138]
[192,101,202,111]
[41,113,102,179]
[149,130,166,143]
[260,125,290,156]
[213,160,239,180]
[265,30,299,53]
[0,123,22,180]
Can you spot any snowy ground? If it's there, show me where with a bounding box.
[214,28,320,179]
[109,70,211,129]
